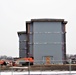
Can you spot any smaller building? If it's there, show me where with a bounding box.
[17,31,27,58]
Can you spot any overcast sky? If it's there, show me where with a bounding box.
[0,0,76,57]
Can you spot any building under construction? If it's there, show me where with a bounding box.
[17,19,67,64]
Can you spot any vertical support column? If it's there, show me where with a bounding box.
[26,23,30,57]
[64,24,66,61]
[62,22,67,64]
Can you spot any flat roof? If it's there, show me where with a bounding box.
[17,31,26,35]
[26,18,67,24]
[31,18,64,22]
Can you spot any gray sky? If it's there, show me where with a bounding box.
[0,0,76,57]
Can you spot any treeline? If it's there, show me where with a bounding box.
[0,55,13,60]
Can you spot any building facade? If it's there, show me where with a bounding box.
[17,31,27,58]
[18,19,67,64]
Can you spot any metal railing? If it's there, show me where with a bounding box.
[0,59,76,75]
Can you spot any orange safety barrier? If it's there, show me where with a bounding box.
[17,57,34,62]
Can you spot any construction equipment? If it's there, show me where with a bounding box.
[15,57,34,66]
[0,60,7,66]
